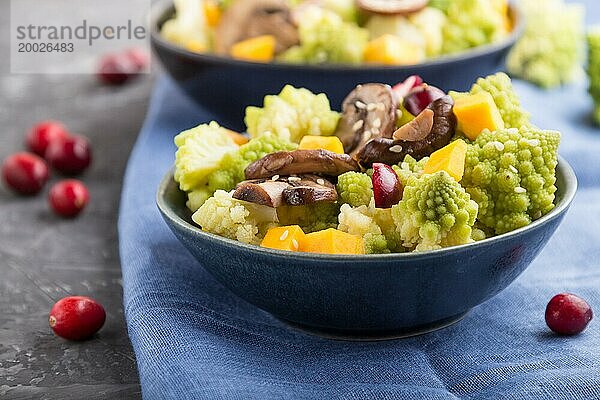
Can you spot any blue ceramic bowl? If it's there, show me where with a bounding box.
[157,157,577,339]
[150,1,524,131]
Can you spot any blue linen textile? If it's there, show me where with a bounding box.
[119,17,600,400]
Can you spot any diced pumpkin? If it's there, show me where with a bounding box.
[300,228,365,255]
[298,136,344,154]
[364,34,424,66]
[453,92,505,140]
[224,129,249,146]
[261,226,305,252]
[423,140,468,182]
[230,35,276,63]
[185,39,207,53]
[204,0,222,27]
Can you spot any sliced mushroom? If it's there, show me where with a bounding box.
[356,95,456,166]
[233,179,291,207]
[283,175,338,206]
[392,108,434,141]
[334,83,398,155]
[356,0,429,15]
[245,149,360,179]
[215,0,299,55]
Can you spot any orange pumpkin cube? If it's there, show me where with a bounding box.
[298,136,344,154]
[423,140,468,182]
[364,34,424,66]
[261,226,305,252]
[230,35,276,63]
[453,92,505,140]
[300,229,365,255]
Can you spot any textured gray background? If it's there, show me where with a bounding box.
[0,2,154,398]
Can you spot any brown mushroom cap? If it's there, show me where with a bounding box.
[283,175,338,206]
[334,83,398,155]
[244,149,360,180]
[356,0,429,15]
[355,95,456,166]
[215,0,299,55]
[233,175,337,207]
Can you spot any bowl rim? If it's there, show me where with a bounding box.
[149,0,525,72]
[157,156,577,261]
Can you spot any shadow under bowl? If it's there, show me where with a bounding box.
[157,157,577,339]
[150,0,524,131]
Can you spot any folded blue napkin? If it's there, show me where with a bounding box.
[119,17,600,400]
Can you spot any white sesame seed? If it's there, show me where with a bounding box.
[376,102,386,111]
[389,145,403,153]
[292,239,299,250]
[271,175,280,181]
[373,118,382,128]
[493,142,505,151]
[367,103,377,111]
[514,187,527,194]
[509,165,518,173]
[352,119,364,132]
[396,109,403,118]
[316,178,325,185]
[288,176,301,182]
[279,230,289,241]
[355,101,366,109]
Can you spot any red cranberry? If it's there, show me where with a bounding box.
[372,163,403,208]
[49,296,106,341]
[45,135,92,175]
[403,84,446,116]
[392,75,423,99]
[125,48,149,71]
[49,179,89,217]
[2,152,49,195]
[545,293,593,335]
[97,52,141,85]
[25,120,70,156]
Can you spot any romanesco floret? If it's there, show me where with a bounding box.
[186,134,297,211]
[319,0,358,22]
[462,126,561,234]
[588,28,600,125]
[278,203,339,233]
[336,172,373,207]
[192,190,278,244]
[245,85,340,143]
[337,204,404,254]
[160,0,210,51]
[466,73,531,129]
[441,0,507,55]
[507,0,584,88]
[174,121,239,192]
[391,171,479,251]
[392,154,428,186]
[279,7,369,64]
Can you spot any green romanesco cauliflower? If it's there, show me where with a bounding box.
[337,203,404,254]
[507,0,584,89]
[192,190,278,244]
[462,126,561,234]
[336,172,373,207]
[588,28,600,125]
[319,0,358,22]
[174,121,239,192]
[452,73,531,129]
[277,203,340,233]
[441,0,508,55]
[185,134,297,211]
[392,154,428,186]
[245,85,340,143]
[391,171,479,252]
[161,0,209,50]
[279,7,369,64]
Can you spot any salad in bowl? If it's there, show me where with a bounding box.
[171,73,562,255]
[160,0,514,65]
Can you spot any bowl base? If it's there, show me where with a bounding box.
[280,311,470,342]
